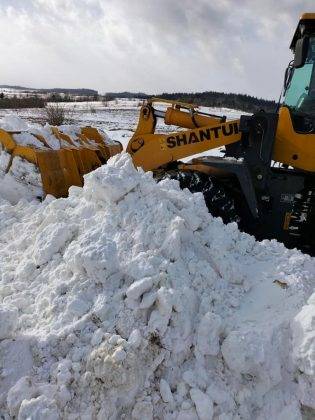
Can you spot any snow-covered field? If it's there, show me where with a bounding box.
[0,100,140,147]
[0,102,315,419]
[0,99,244,148]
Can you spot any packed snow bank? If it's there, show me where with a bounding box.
[0,116,44,204]
[0,153,315,419]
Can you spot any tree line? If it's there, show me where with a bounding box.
[0,93,98,108]
[0,94,46,109]
[158,91,277,113]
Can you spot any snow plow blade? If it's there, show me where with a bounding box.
[0,127,122,200]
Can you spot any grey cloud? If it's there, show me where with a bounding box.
[0,0,313,98]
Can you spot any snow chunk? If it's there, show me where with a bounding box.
[84,153,142,203]
[7,376,37,417]
[0,305,18,339]
[222,329,265,375]
[221,328,282,390]
[190,388,214,420]
[196,312,222,356]
[64,231,119,282]
[292,298,315,376]
[18,395,60,420]
[33,222,76,265]
[160,378,174,403]
[13,133,46,149]
[126,277,153,301]
[132,401,153,419]
[0,115,29,131]
[128,329,142,348]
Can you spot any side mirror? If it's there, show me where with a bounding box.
[294,36,309,68]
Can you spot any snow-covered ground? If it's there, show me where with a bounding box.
[0,102,315,419]
[0,154,314,419]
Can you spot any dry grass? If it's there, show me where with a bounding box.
[44,104,67,125]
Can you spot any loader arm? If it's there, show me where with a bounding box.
[127,99,241,171]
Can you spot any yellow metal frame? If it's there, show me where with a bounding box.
[274,106,315,172]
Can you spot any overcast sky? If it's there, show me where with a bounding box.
[0,0,313,99]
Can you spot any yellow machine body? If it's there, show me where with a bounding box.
[274,107,315,172]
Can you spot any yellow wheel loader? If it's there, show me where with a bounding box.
[126,13,315,254]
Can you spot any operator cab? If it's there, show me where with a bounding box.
[283,14,315,133]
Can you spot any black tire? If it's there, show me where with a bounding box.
[159,170,239,224]
[287,188,315,255]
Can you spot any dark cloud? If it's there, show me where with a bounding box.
[0,0,313,99]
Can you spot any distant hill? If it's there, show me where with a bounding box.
[0,85,98,96]
[105,91,148,99]
[0,85,29,90]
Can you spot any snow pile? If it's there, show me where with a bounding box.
[0,115,30,132]
[0,116,50,204]
[0,153,315,419]
[0,149,43,204]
